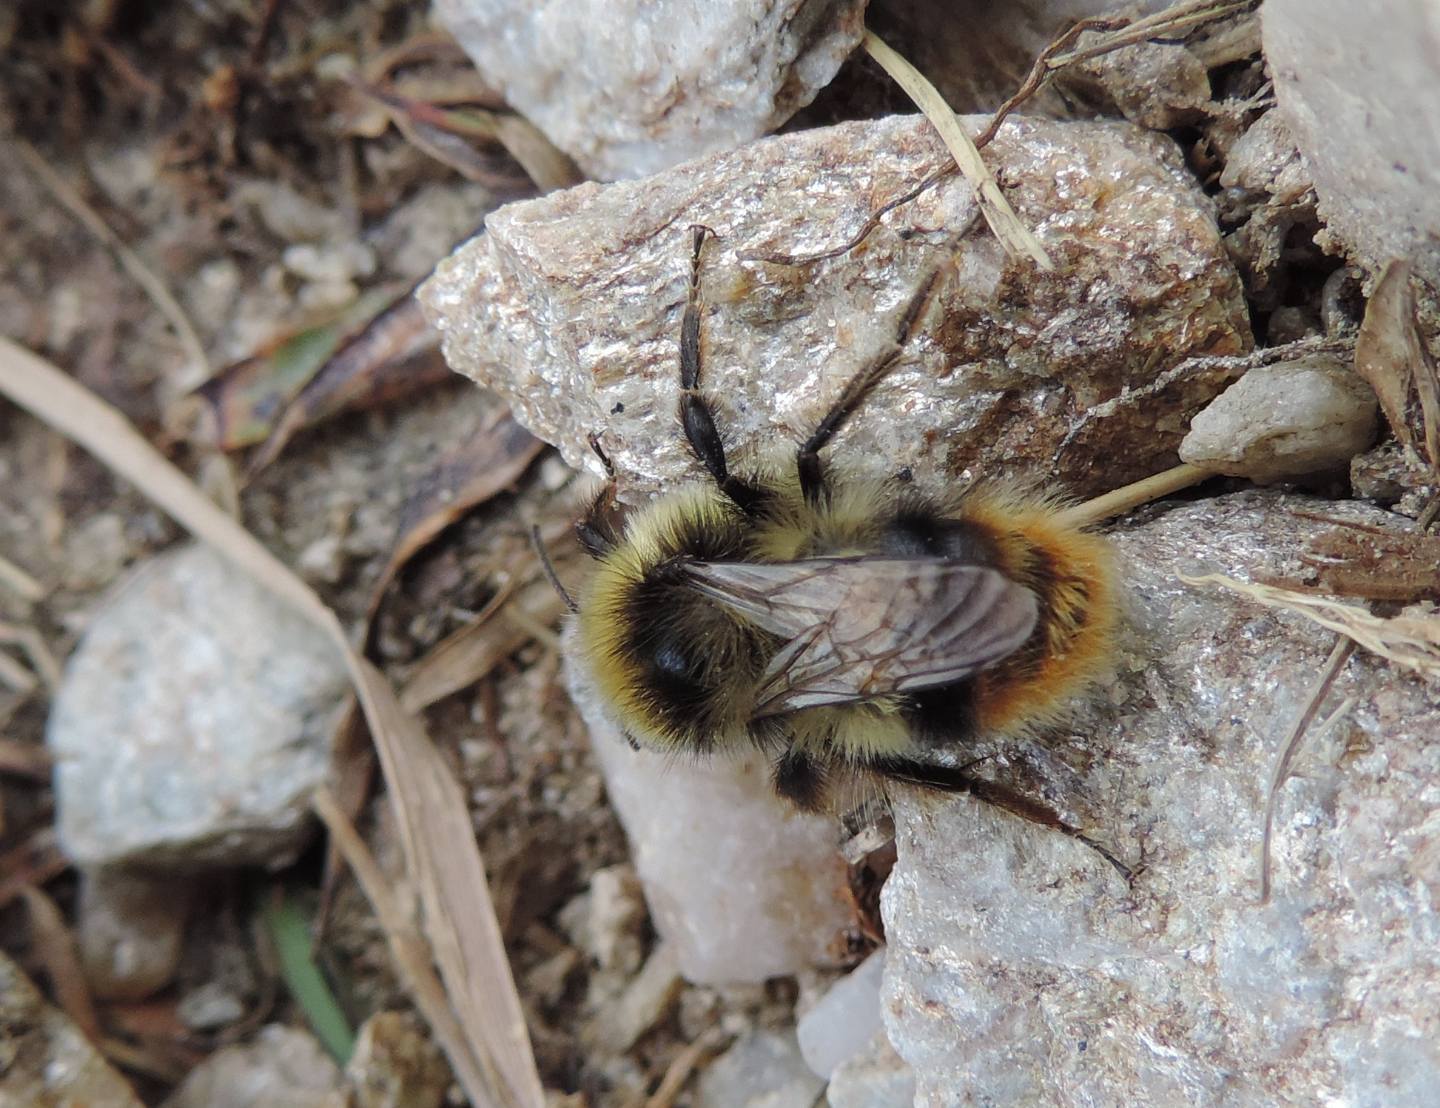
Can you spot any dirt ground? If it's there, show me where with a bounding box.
[0,1,1412,1105]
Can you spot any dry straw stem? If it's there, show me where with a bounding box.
[1182,573,1440,681]
[0,553,45,604]
[313,787,504,1105]
[12,139,211,382]
[0,335,543,1108]
[1057,462,1212,529]
[862,29,1054,272]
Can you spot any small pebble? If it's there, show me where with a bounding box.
[1179,355,1378,482]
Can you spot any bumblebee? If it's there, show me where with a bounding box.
[567,226,1123,874]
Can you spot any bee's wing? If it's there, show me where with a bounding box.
[684,558,1038,717]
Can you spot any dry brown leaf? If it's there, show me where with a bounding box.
[1356,260,1422,451]
[0,335,543,1108]
[0,737,53,779]
[0,828,69,910]
[1354,258,1440,475]
[20,883,100,1041]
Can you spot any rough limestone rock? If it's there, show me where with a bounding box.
[1179,354,1378,482]
[883,491,1440,1105]
[430,0,867,180]
[421,114,1250,501]
[47,542,349,869]
[1264,0,1440,284]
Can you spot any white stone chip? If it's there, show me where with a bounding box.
[1179,354,1378,482]
[695,1029,827,1108]
[796,948,886,1079]
[564,628,854,986]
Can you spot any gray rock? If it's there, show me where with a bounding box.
[0,949,144,1108]
[161,1025,345,1108]
[1264,0,1440,283]
[47,542,349,869]
[696,1029,827,1108]
[1179,354,1379,482]
[883,491,1440,1105]
[78,868,192,1002]
[421,114,1249,502]
[430,0,866,180]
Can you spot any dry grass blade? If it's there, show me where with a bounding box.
[1260,637,1354,902]
[0,828,69,910]
[20,883,100,1041]
[399,578,522,712]
[862,29,1053,271]
[0,650,39,696]
[1181,573,1440,680]
[0,620,63,690]
[312,787,500,1106]
[0,554,46,604]
[0,335,543,1108]
[12,139,210,381]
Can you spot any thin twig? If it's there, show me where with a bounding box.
[972,16,1128,148]
[1260,637,1355,902]
[741,164,957,266]
[1046,0,1258,68]
[755,4,1250,269]
[643,1027,730,1108]
[12,139,211,381]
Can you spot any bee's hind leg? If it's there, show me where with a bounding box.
[770,746,830,813]
[871,756,1135,883]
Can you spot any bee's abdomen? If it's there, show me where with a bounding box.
[958,494,1118,734]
